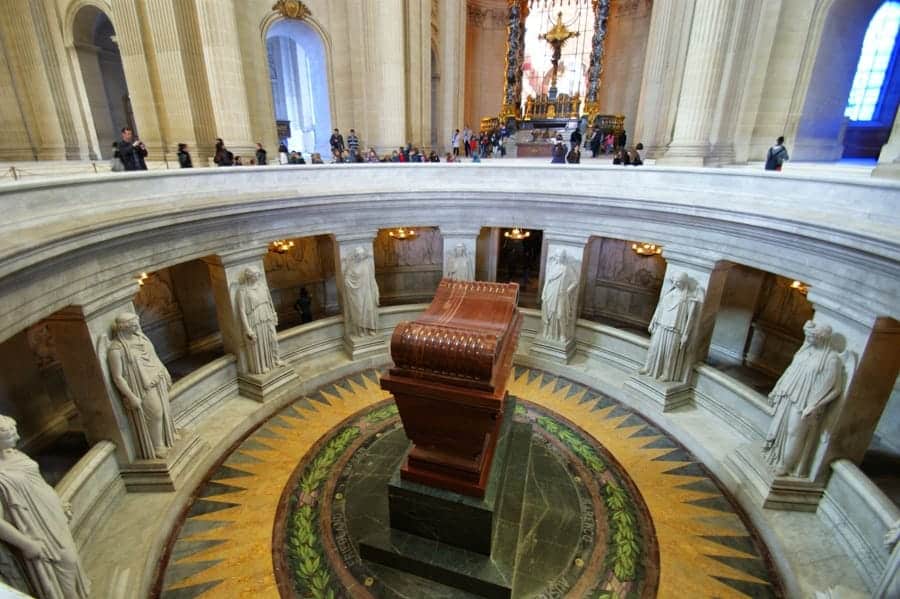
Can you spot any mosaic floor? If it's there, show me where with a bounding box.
[154,368,782,599]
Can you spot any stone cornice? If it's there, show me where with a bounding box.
[0,165,897,342]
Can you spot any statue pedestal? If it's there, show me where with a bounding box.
[530,335,575,364]
[120,429,207,492]
[725,442,825,512]
[359,399,532,599]
[237,365,299,402]
[625,374,693,411]
[343,333,385,361]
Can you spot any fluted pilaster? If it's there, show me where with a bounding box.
[632,0,695,158]
[195,0,254,155]
[658,0,736,165]
[436,0,466,152]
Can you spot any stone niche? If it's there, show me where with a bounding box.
[0,323,78,459]
[709,266,813,389]
[373,227,443,305]
[263,234,339,329]
[580,236,666,334]
[134,259,222,378]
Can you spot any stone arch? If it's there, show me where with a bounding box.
[260,12,336,156]
[791,0,884,160]
[68,2,133,159]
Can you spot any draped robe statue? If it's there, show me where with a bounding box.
[446,243,474,281]
[236,267,284,375]
[640,272,704,383]
[541,249,579,341]
[764,320,843,478]
[0,416,90,598]
[107,312,176,460]
[342,246,379,336]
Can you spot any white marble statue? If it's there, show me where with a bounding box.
[236,267,284,375]
[541,249,579,341]
[107,312,177,460]
[446,243,474,281]
[342,246,379,336]
[763,320,848,478]
[639,272,705,383]
[0,416,90,599]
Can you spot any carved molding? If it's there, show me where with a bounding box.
[272,0,311,20]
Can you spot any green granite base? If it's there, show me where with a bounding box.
[383,397,520,555]
[359,411,532,599]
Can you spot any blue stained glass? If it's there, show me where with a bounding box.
[844,2,900,121]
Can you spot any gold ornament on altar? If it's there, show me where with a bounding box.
[273,0,311,20]
[539,12,580,92]
[631,242,662,256]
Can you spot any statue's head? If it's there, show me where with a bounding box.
[550,249,568,265]
[240,268,261,285]
[0,415,19,450]
[454,243,467,257]
[353,246,367,261]
[114,313,141,335]
[803,320,832,347]
[673,272,691,290]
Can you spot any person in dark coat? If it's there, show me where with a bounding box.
[589,128,602,158]
[213,138,233,166]
[177,143,193,168]
[551,136,567,164]
[255,143,267,165]
[569,128,582,151]
[116,127,148,171]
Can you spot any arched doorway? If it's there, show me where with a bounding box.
[265,20,332,158]
[72,6,132,159]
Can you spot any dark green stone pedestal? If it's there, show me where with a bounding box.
[359,398,532,598]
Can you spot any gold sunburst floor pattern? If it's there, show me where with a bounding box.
[154,367,781,598]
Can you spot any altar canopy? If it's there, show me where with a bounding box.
[522,1,595,112]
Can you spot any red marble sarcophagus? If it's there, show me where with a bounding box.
[381,279,522,497]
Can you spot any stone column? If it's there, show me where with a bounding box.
[195,0,254,156]
[873,105,900,180]
[441,227,480,281]
[657,0,736,166]
[143,0,212,161]
[204,248,299,402]
[437,0,467,151]
[626,250,732,410]
[632,0,695,157]
[364,0,407,152]
[531,233,589,364]
[45,280,204,492]
[333,232,386,360]
[405,0,432,150]
[727,300,900,511]
[110,0,166,160]
[582,0,611,123]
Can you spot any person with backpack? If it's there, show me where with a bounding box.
[214,138,234,166]
[765,136,790,171]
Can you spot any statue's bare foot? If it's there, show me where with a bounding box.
[155,447,170,460]
[275,359,285,367]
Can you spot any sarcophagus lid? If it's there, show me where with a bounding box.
[389,279,521,394]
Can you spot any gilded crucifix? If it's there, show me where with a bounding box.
[539,11,580,97]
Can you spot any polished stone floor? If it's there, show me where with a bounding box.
[154,368,782,598]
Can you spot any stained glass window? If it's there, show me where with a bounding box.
[845,2,900,122]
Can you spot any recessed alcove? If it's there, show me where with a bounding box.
[580,236,666,336]
[262,234,339,329]
[708,266,813,395]
[134,259,224,381]
[373,227,443,305]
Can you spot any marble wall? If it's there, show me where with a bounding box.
[373,227,443,305]
[580,237,665,333]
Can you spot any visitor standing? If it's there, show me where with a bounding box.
[463,126,472,157]
[214,138,233,166]
[329,129,344,155]
[278,143,289,165]
[177,143,193,168]
[255,143,267,166]
[569,127,582,151]
[451,129,461,157]
[765,136,790,171]
[347,129,360,157]
[117,127,148,171]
